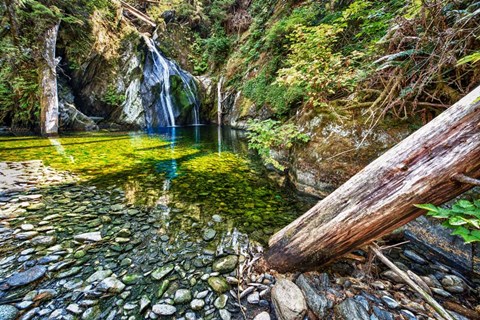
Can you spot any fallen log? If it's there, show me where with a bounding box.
[266,85,480,272]
[120,0,156,27]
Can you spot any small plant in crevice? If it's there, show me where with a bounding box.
[415,199,480,243]
[246,119,310,171]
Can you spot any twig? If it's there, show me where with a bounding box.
[453,174,480,186]
[371,245,455,320]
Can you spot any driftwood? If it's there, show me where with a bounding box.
[266,85,480,272]
[371,246,454,320]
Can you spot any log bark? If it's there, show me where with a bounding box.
[38,22,60,136]
[120,1,156,27]
[266,85,480,272]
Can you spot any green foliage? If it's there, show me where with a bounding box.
[415,199,480,244]
[243,70,305,116]
[246,119,310,170]
[101,85,125,107]
[202,27,232,65]
[457,52,480,65]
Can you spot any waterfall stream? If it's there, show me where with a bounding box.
[142,37,201,129]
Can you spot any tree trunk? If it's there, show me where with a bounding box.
[38,22,60,136]
[266,85,480,273]
[4,0,20,46]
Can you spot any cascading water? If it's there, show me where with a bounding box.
[142,37,201,129]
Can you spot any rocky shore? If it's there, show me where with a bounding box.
[0,161,478,320]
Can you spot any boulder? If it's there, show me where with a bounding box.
[271,279,307,320]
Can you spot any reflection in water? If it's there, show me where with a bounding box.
[0,127,316,240]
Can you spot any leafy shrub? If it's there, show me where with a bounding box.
[246,119,310,170]
[415,199,480,243]
[102,85,125,107]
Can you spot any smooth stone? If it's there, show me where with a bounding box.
[31,235,56,246]
[253,312,271,320]
[247,292,260,304]
[82,306,101,320]
[74,250,86,259]
[381,271,404,283]
[190,299,205,311]
[219,309,231,320]
[15,301,33,310]
[197,290,209,299]
[6,265,46,287]
[442,275,466,293]
[56,267,81,279]
[97,277,125,293]
[334,298,369,320]
[74,232,102,242]
[0,305,19,320]
[157,280,170,298]
[16,231,39,240]
[207,277,229,293]
[381,296,399,309]
[400,309,417,320]
[271,279,307,320]
[66,304,82,314]
[212,255,238,274]
[212,215,222,223]
[185,311,196,320]
[152,264,174,280]
[372,306,394,320]
[122,274,141,285]
[214,294,228,309]
[20,224,35,231]
[202,228,216,241]
[86,270,113,283]
[431,288,452,298]
[174,289,192,304]
[152,304,176,316]
[296,273,331,318]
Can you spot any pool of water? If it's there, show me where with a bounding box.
[0,126,314,239]
[0,126,316,319]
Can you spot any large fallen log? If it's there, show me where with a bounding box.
[120,1,156,27]
[266,85,480,272]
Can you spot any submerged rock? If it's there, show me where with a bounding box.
[152,304,176,316]
[74,232,102,242]
[0,305,19,320]
[212,255,238,273]
[6,265,47,287]
[271,279,307,320]
[208,277,229,293]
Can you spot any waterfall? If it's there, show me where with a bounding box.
[142,37,201,128]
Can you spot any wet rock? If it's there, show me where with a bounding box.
[403,250,427,265]
[271,279,307,320]
[16,231,39,240]
[381,296,399,309]
[214,294,228,309]
[400,309,417,320]
[208,277,229,293]
[139,296,150,313]
[97,277,125,293]
[86,270,113,284]
[296,273,331,318]
[56,266,81,279]
[122,273,141,285]
[335,298,369,320]
[157,280,170,298]
[248,292,260,304]
[152,264,174,280]
[74,232,102,242]
[190,299,205,311]
[373,306,394,320]
[253,312,271,320]
[66,304,82,315]
[31,235,56,246]
[20,224,35,231]
[174,289,192,304]
[6,265,47,287]
[0,305,18,320]
[442,275,466,293]
[203,228,216,241]
[152,304,176,316]
[431,287,452,298]
[381,271,404,283]
[219,309,231,320]
[212,255,238,273]
[82,306,101,320]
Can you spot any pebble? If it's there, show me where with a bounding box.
[219,309,232,320]
[203,228,216,241]
[253,312,271,320]
[66,304,82,314]
[247,292,260,304]
[152,304,176,316]
[0,305,19,320]
[174,289,192,304]
[73,232,102,242]
[190,299,205,311]
[97,277,125,293]
[6,265,47,287]
[86,270,113,283]
[403,250,427,265]
[214,294,228,309]
[208,277,229,293]
[381,296,399,309]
